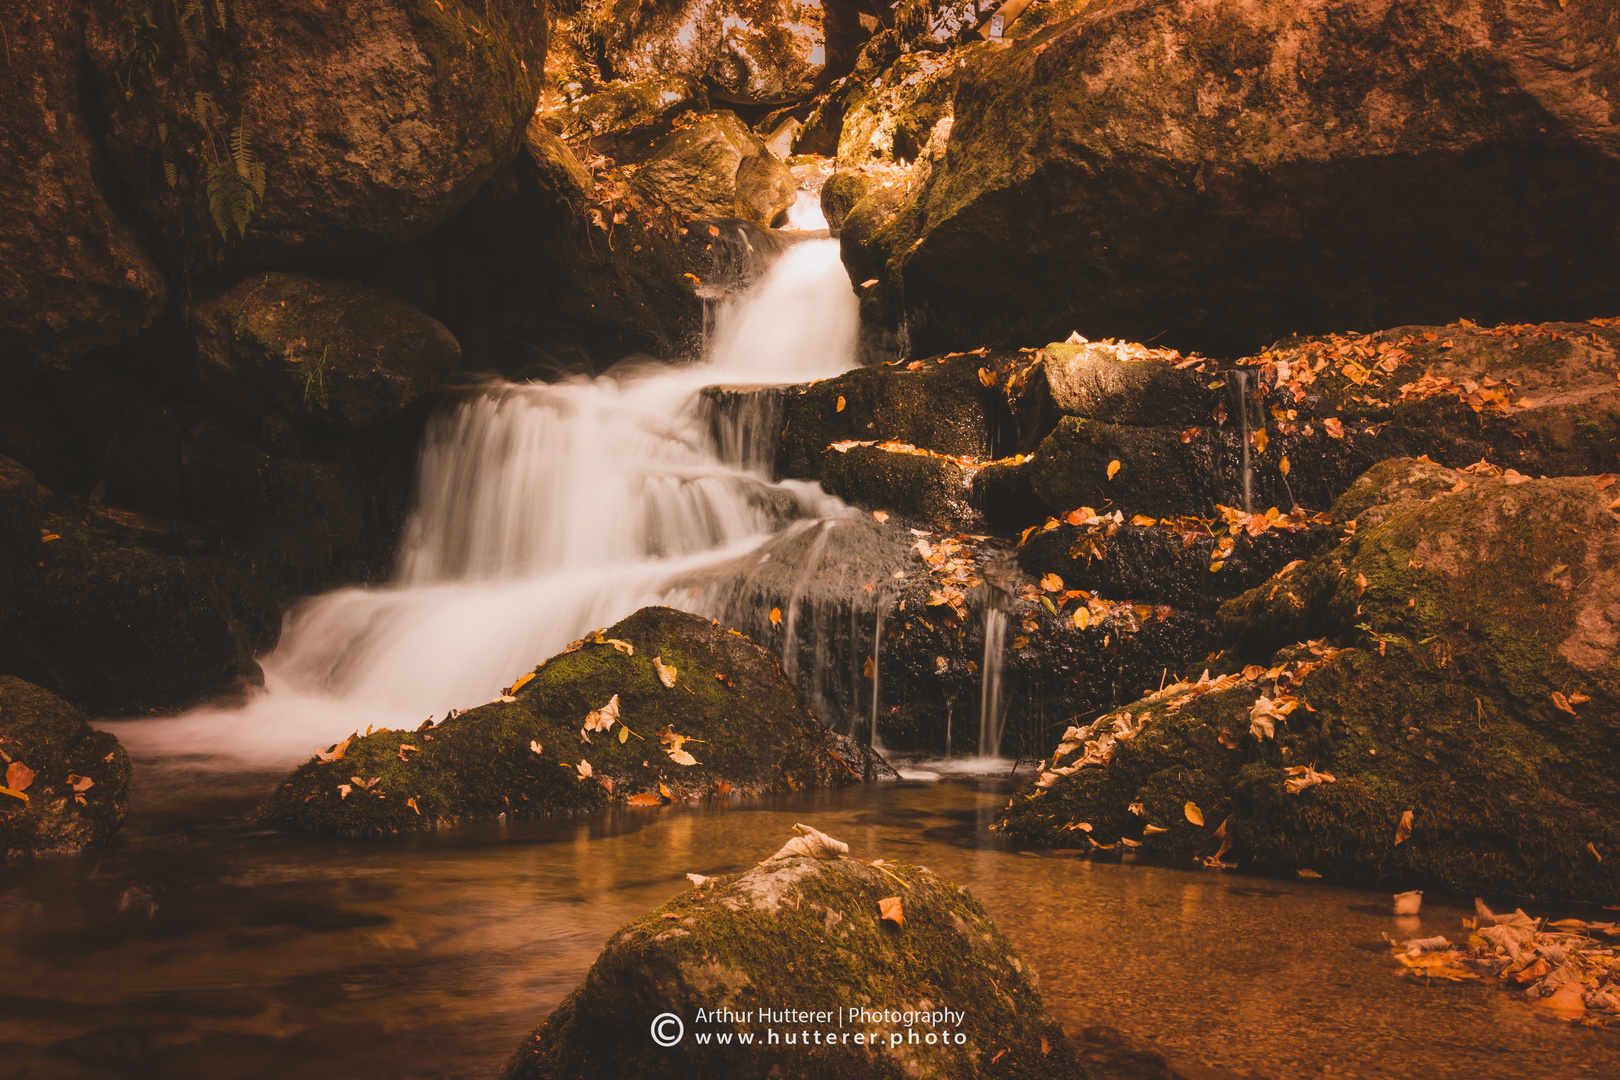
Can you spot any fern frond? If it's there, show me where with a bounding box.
[163,160,178,189]
[157,121,168,143]
[230,124,250,175]
[192,90,215,128]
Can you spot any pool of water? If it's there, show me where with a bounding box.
[2,766,1614,1080]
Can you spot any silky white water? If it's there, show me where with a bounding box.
[108,240,861,766]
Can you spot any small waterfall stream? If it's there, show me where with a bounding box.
[977,607,1008,757]
[112,241,861,766]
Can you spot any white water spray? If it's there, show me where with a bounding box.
[110,241,860,766]
[977,607,1008,757]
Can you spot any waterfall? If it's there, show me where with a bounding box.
[977,607,1008,758]
[867,606,885,749]
[110,240,861,766]
[1231,369,1254,514]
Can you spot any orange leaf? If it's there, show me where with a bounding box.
[628,792,662,806]
[1395,809,1414,845]
[1040,572,1064,592]
[1551,691,1575,714]
[1279,455,1291,476]
[878,895,904,927]
[978,367,996,387]
[872,510,889,523]
[835,396,846,412]
[1184,801,1204,825]
[1106,460,1121,480]
[769,607,782,625]
[1130,514,1157,527]
[1323,417,1345,439]
[5,762,34,792]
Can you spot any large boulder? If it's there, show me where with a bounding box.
[258,607,892,836]
[501,834,1085,1079]
[190,272,461,430]
[0,677,131,858]
[580,0,847,105]
[997,466,1620,901]
[83,0,548,272]
[629,113,798,226]
[861,0,1620,357]
[0,0,166,373]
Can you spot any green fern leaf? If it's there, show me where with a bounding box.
[163,160,178,189]
[248,161,266,199]
[157,121,168,143]
[230,125,250,175]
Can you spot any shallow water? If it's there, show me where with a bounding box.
[3,768,1613,1080]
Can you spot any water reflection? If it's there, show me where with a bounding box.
[1,772,1613,1079]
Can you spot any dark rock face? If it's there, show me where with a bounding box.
[0,0,166,374]
[581,0,844,105]
[629,113,798,225]
[0,677,131,858]
[861,0,1620,357]
[190,272,461,430]
[82,0,547,273]
[502,851,1085,1080]
[258,607,892,836]
[999,465,1620,901]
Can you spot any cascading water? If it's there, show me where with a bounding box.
[110,240,861,766]
[1232,369,1254,514]
[977,607,1008,757]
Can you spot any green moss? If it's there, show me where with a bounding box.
[0,677,131,858]
[259,607,864,836]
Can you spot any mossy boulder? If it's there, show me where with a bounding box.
[998,468,1620,900]
[863,0,1620,357]
[580,0,842,106]
[549,75,704,160]
[0,0,166,373]
[628,113,797,226]
[258,607,889,836]
[83,0,547,272]
[190,272,461,430]
[820,444,983,532]
[502,848,1086,1079]
[833,49,958,168]
[0,676,131,858]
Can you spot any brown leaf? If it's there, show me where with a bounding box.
[1180,426,1201,444]
[1184,801,1204,826]
[1394,809,1414,845]
[653,655,678,688]
[1279,455,1291,476]
[978,367,996,387]
[659,782,674,800]
[407,796,421,815]
[1106,459,1121,480]
[835,396,846,412]
[878,895,904,927]
[767,823,849,861]
[68,773,94,793]
[5,761,34,792]
[1040,572,1064,592]
[1595,474,1616,490]
[871,510,889,523]
[628,792,662,806]
[715,671,733,688]
[1323,417,1345,439]
[1589,841,1603,862]
[1551,691,1575,714]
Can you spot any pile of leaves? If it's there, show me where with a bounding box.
[1389,899,1620,1026]
[829,438,1031,470]
[1020,503,1332,574]
[911,530,990,621]
[1014,571,1168,641]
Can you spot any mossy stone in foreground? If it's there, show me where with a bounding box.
[258,607,882,836]
[0,677,131,858]
[999,467,1620,901]
[503,855,1086,1080]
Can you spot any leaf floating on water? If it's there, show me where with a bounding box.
[1394,809,1414,845]
[769,607,782,625]
[836,396,846,412]
[1183,801,1204,826]
[653,656,678,688]
[768,822,850,861]
[628,792,662,806]
[1106,460,1121,480]
[878,896,904,927]
[5,762,34,792]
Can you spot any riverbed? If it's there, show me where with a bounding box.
[3,766,1612,1080]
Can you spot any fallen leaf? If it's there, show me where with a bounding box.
[0,785,27,803]
[872,510,889,523]
[1297,869,1323,879]
[879,895,904,927]
[1279,455,1291,476]
[1551,691,1575,714]
[715,671,733,688]
[68,774,94,793]
[1323,417,1345,439]
[1144,824,1168,835]
[1130,514,1157,527]
[316,734,357,763]
[407,796,421,815]
[1283,764,1336,794]
[510,671,537,695]
[667,748,699,766]
[1596,474,1616,490]
[5,762,34,792]
[860,278,878,288]
[659,782,673,800]
[619,725,630,744]
[1040,572,1064,592]
[836,396,846,412]
[769,606,782,625]
[1209,560,1225,572]
[1073,607,1090,630]
[338,784,352,799]
[576,760,593,780]
[1355,572,1368,597]
[1184,801,1204,826]
[607,638,634,655]
[1107,459,1121,480]
[863,656,875,679]
[768,822,849,861]
[582,694,621,738]
[653,656,678,688]
[1180,426,1201,444]
[529,740,543,755]
[687,872,715,887]
[978,367,996,387]
[1395,809,1414,845]
[628,792,662,806]
[1589,841,1603,862]
[1252,427,1269,454]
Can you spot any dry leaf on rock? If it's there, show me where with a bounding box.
[1283,764,1336,794]
[879,896,904,927]
[653,656,678,688]
[5,762,34,792]
[582,695,621,740]
[1184,801,1204,826]
[607,638,634,656]
[767,822,849,861]
[575,760,593,780]
[1394,809,1414,845]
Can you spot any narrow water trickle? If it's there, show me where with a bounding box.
[978,607,1008,757]
[108,240,861,767]
[1232,369,1254,514]
[868,606,885,750]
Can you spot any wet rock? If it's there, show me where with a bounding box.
[190,272,460,431]
[820,444,983,532]
[833,48,956,168]
[0,677,131,859]
[82,0,547,272]
[581,0,844,105]
[629,113,798,226]
[999,469,1620,901]
[257,606,892,836]
[1040,342,1210,427]
[0,456,44,637]
[3,507,279,715]
[550,75,705,161]
[501,843,1084,1079]
[862,0,1620,356]
[0,1,166,373]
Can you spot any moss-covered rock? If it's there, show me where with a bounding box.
[258,607,890,836]
[501,848,1086,1079]
[862,0,1620,357]
[628,113,797,226]
[998,468,1620,901]
[832,48,958,168]
[820,444,983,532]
[549,75,705,161]
[0,0,166,374]
[0,676,131,858]
[83,0,547,272]
[190,272,461,430]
